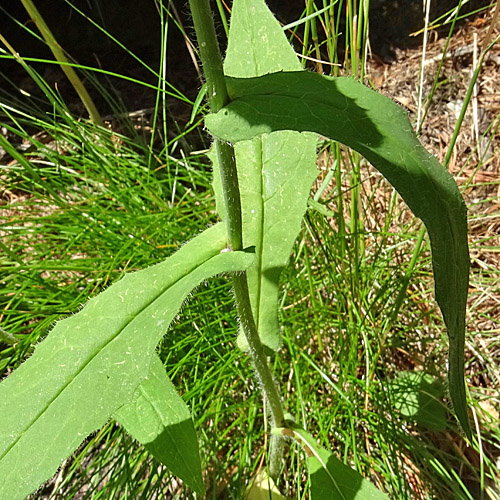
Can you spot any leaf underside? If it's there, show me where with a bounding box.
[244,470,288,500]
[211,0,318,353]
[206,69,470,437]
[0,223,253,500]
[114,354,204,494]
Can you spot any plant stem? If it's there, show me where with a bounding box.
[188,0,242,252]
[232,276,285,428]
[188,0,286,471]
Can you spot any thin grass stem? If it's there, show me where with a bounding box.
[19,0,102,125]
[444,35,499,168]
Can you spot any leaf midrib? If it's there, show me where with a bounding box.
[0,246,222,462]
[255,137,265,328]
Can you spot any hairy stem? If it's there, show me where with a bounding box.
[188,0,286,474]
[188,0,241,251]
[232,275,285,428]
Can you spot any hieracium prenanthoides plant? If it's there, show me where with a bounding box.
[0,0,471,498]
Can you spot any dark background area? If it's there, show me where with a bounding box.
[0,0,493,116]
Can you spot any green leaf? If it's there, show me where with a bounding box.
[386,371,447,431]
[244,471,288,500]
[0,223,253,500]
[206,71,471,437]
[223,0,302,75]
[211,0,318,352]
[114,354,204,494]
[277,428,388,500]
[212,133,317,353]
[308,448,388,500]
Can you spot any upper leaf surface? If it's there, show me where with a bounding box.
[114,354,204,494]
[213,0,318,352]
[0,223,253,500]
[213,133,317,352]
[285,428,389,500]
[206,71,470,436]
[224,0,301,76]
[308,447,388,500]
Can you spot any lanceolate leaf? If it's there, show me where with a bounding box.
[206,71,471,437]
[114,354,204,494]
[0,223,253,500]
[277,427,388,500]
[212,133,317,353]
[223,0,303,75]
[212,0,318,352]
